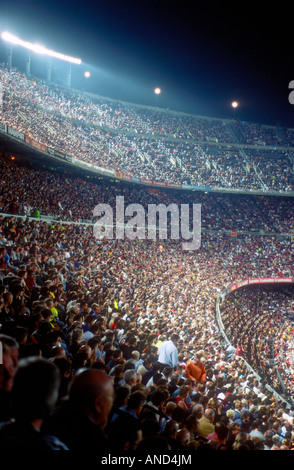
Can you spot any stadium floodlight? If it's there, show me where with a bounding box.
[154,87,161,107]
[1,31,82,65]
[231,101,239,119]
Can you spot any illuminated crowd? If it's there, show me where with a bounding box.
[0,152,294,451]
[1,155,294,235]
[1,64,294,451]
[1,66,294,191]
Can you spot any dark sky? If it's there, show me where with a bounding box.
[0,0,294,127]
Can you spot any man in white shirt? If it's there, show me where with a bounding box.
[158,333,179,369]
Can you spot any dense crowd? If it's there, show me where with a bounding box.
[2,154,294,236]
[221,287,294,396]
[1,66,294,191]
[1,61,294,453]
[1,149,294,452]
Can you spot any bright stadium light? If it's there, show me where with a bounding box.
[83,71,91,92]
[154,87,161,107]
[1,31,82,65]
[231,100,239,119]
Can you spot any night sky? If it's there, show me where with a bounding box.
[0,0,294,127]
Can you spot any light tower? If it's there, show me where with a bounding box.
[47,56,52,83]
[231,101,239,119]
[84,70,91,91]
[154,87,161,107]
[66,63,72,88]
[1,31,82,87]
[25,51,31,77]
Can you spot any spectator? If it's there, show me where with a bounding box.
[168,372,181,396]
[240,410,254,434]
[0,356,68,450]
[192,403,205,420]
[232,432,250,450]
[43,369,114,451]
[122,369,137,392]
[197,408,215,440]
[161,419,179,451]
[140,390,167,424]
[0,334,19,421]
[158,333,179,369]
[137,354,153,376]
[175,385,190,411]
[175,428,191,451]
[108,390,145,450]
[207,421,229,448]
[185,353,206,383]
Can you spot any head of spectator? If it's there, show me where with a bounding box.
[68,369,114,428]
[50,356,72,401]
[110,385,131,414]
[123,369,137,391]
[171,404,189,427]
[0,356,68,450]
[162,366,173,380]
[185,413,199,437]
[192,403,204,420]
[125,390,146,417]
[176,428,191,449]
[272,434,282,449]
[226,409,235,422]
[263,429,274,449]
[207,421,229,447]
[108,414,143,452]
[129,350,140,362]
[10,356,60,424]
[0,334,19,393]
[165,401,177,419]
[163,419,179,439]
[198,394,209,410]
[141,389,167,423]
[241,410,253,432]
[138,354,153,375]
[232,431,250,450]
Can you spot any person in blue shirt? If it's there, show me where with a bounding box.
[158,333,179,369]
[119,390,146,420]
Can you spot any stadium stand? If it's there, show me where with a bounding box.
[1,64,294,452]
[1,66,294,192]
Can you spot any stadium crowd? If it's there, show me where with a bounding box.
[1,66,294,192]
[221,287,294,396]
[1,151,294,452]
[1,61,294,453]
[1,154,294,236]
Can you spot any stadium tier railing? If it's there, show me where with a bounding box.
[216,278,294,407]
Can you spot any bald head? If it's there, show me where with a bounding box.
[176,428,190,446]
[204,408,215,422]
[192,403,204,418]
[69,369,114,428]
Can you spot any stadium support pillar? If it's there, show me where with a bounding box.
[25,51,31,77]
[7,46,12,71]
[66,63,72,88]
[47,57,52,83]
